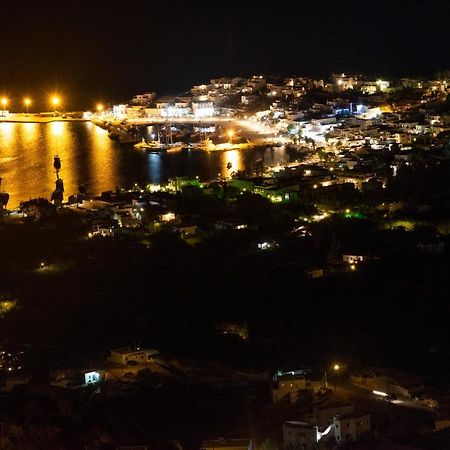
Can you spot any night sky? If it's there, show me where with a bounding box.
[1,0,449,109]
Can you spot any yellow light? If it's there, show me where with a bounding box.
[350,264,356,271]
[51,96,60,108]
[96,103,104,112]
[345,209,350,213]
[227,129,235,139]
[1,97,8,108]
[333,364,340,371]
[24,97,31,106]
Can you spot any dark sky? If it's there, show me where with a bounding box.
[1,0,449,110]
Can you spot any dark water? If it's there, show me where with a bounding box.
[0,121,296,207]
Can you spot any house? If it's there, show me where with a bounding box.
[342,254,367,265]
[109,347,160,366]
[176,224,198,238]
[333,412,370,443]
[200,438,252,450]
[283,421,317,450]
[312,402,355,428]
[305,268,324,279]
[272,374,307,403]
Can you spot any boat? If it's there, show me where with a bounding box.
[192,138,215,151]
[166,143,184,153]
[134,138,164,150]
[134,138,169,152]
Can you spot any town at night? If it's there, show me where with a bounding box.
[1,1,450,449]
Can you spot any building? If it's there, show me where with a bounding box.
[131,92,156,106]
[109,347,160,366]
[342,254,367,265]
[333,412,370,443]
[283,421,317,450]
[200,438,252,450]
[312,402,355,428]
[272,374,307,403]
[192,101,215,118]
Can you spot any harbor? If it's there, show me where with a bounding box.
[0,120,295,207]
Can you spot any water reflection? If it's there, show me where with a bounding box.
[47,122,77,196]
[88,122,120,193]
[0,122,296,207]
[0,123,15,147]
[221,150,243,178]
[147,153,163,182]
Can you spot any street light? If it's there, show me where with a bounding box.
[24,97,31,115]
[1,97,8,111]
[96,103,104,112]
[333,363,340,392]
[227,129,235,143]
[51,96,60,110]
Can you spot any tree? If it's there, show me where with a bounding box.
[20,198,56,221]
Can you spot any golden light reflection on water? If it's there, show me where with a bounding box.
[21,123,39,145]
[221,149,243,178]
[88,122,120,192]
[46,122,78,196]
[0,121,283,207]
[0,123,15,147]
[49,121,64,138]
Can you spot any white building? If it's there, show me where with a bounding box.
[272,374,307,403]
[113,104,127,118]
[333,412,370,443]
[109,347,160,366]
[192,101,215,118]
[283,421,317,450]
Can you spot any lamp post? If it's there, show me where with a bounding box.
[24,97,31,115]
[1,98,8,116]
[51,96,60,114]
[333,364,340,392]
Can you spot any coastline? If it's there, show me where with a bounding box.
[0,113,89,123]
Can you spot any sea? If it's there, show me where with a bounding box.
[0,121,297,207]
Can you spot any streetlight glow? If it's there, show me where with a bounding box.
[1,97,8,108]
[96,103,104,112]
[333,364,340,371]
[24,97,31,114]
[51,96,60,108]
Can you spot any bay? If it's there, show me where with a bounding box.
[0,121,296,207]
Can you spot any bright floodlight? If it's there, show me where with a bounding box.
[51,96,60,107]
[227,129,235,138]
[1,97,8,108]
[333,364,340,371]
[96,103,104,112]
[24,98,31,106]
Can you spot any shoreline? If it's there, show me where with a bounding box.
[0,113,89,124]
